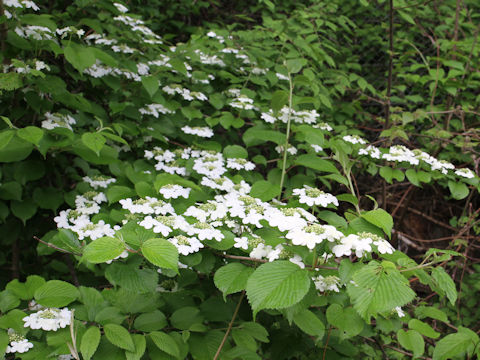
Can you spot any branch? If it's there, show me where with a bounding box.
[33,236,82,256]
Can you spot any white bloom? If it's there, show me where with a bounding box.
[343,135,367,145]
[234,236,249,250]
[159,184,191,199]
[286,224,343,250]
[6,339,33,354]
[289,254,305,269]
[186,222,224,241]
[455,168,475,179]
[313,275,341,292]
[226,158,255,171]
[169,235,204,256]
[23,308,72,331]
[395,306,405,318]
[374,239,395,254]
[276,72,289,81]
[113,2,129,13]
[181,126,214,138]
[382,145,419,165]
[293,186,339,207]
[275,144,297,155]
[359,145,381,159]
[250,243,272,259]
[311,144,323,153]
[83,175,116,189]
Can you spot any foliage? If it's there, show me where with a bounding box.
[0,0,480,359]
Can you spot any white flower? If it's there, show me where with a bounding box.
[226,158,255,171]
[343,135,367,145]
[313,275,341,292]
[181,125,214,138]
[286,224,343,250]
[159,184,191,199]
[83,175,116,189]
[186,222,224,241]
[113,2,129,12]
[359,145,381,159]
[374,239,395,254]
[455,168,475,179]
[333,232,376,258]
[382,145,419,165]
[71,220,115,240]
[289,254,305,269]
[395,306,405,318]
[264,207,308,232]
[249,243,272,259]
[311,144,323,153]
[6,339,33,354]
[293,186,339,207]
[276,72,289,81]
[23,308,72,331]
[275,144,297,155]
[201,176,235,192]
[234,236,249,250]
[169,235,204,255]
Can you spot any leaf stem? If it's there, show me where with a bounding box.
[278,72,294,200]
[213,291,245,360]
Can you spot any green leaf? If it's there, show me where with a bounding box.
[104,323,135,352]
[246,261,310,316]
[170,307,204,331]
[326,304,364,338]
[82,237,125,264]
[432,330,478,360]
[141,76,159,98]
[448,180,469,200]
[0,329,8,356]
[141,238,179,272]
[11,199,37,224]
[414,306,448,323]
[408,319,440,339]
[126,334,146,360]
[80,326,101,360]
[293,309,325,337]
[361,209,394,238]
[397,329,424,357]
[34,280,79,307]
[379,166,404,184]
[241,322,269,343]
[105,263,158,293]
[431,267,457,305]
[6,275,45,300]
[64,44,96,72]
[285,58,306,74]
[347,261,415,321]
[271,90,289,113]
[0,136,33,162]
[214,263,254,299]
[134,310,167,332]
[150,331,180,358]
[250,180,280,201]
[0,290,20,313]
[33,187,64,211]
[82,132,106,156]
[294,154,340,174]
[17,126,44,145]
[106,185,137,204]
[0,130,15,149]
[0,181,22,201]
[223,145,248,159]
[243,126,285,146]
[0,73,22,91]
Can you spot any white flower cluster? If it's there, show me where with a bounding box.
[275,144,298,155]
[332,232,394,258]
[83,175,116,189]
[343,135,367,145]
[139,103,174,118]
[56,26,84,38]
[181,126,214,138]
[293,186,339,207]
[159,184,191,199]
[6,329,33,354]
[163,84,208,101]
[226,158,255,171]
[23,308,72,331]
[229,95,257,110]
[15,25,54,41]
[195,50,226,67]
[313,275,343,292]
[261,107,320,125]
[41,112,76,131]
[4,0,39,11]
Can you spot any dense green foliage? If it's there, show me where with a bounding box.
[0,0,479,359]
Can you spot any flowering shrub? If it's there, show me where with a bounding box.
[0,0,480,359]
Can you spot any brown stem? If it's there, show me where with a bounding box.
[33,236,82,256]
[213,291,245,360]
[384,0,394,131]
[322,327,332,360]
[64,254,80,287]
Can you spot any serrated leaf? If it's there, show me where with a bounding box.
[64,44,96,72]
[126,334,146,360]
[134,310,167,332]
[214,263,254,299]
[105,263,158,293]
[6,275,45,300]
[17,126,43,145]
[347,261,415,321]
[104,323,135,352]
[106,185,136,204]
[271,90,289,113]
[326,304,364,338]
[408,319,440,339]
[294,154,339,174]
[293,309,324,337]
[34,280,79,307]
[82,237,125,264]
[246,261,310,316]
[250,180,280,201]
[448,180,469,200]
[80,326,101,360]
[361,209,393,238]
[241,322,269,343]
[431,267,457,305]
[397,329,424,357]
[141,238,179,272]
[150,331,180,358]
[432,330,478,360]
[223,145,248,159]
[414,306,448,323]
[141,76,159,98]
[82,133,105,156]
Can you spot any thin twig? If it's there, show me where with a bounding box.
[213,291,245,360]
[322,327,332,360]
[218,253,338,270]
